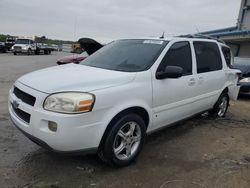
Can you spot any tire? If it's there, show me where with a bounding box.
[98,113,146,167]
[35,49,40,55]
[27,49,32,55]
[13,52,17,55]
[210,93,229,118]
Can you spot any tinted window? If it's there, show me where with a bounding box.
[157,42,192,75]
[194,42,222,73]
[15,39,29,45]
[222,46,231,66]
[80,39,168,72]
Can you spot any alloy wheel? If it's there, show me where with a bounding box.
[113,121,141,161]
[217,96,228,117]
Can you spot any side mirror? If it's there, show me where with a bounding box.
[156,66,183,80]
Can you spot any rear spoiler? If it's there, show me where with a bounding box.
[78,38,103,55]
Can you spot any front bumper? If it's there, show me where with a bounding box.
[12,49,28,53]
[239,82,250,95]
[9,82,107,153]
[0,46,6,52]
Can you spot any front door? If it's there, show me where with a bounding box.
[152,41,198,130]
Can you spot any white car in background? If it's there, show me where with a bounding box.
[9,36,240,167]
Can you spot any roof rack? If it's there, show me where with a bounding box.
[178,34,226,44]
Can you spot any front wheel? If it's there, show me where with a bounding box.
[98,113,146,167]
[27,49,32,55]
[211,93,229,118]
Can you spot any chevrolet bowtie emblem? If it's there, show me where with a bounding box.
[12,100,20,109]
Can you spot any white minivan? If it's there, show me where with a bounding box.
[9,37,240,167]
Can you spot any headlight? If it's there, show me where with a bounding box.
[43,92,95,114]
[240,77,250,83]
[23,46,28,50]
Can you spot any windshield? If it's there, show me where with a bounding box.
[80,39,167,72]
[234,57,250,66]
[15,39,30,45]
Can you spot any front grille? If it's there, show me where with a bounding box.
[14,46,22,50]
[240,85,250,92]
[12,103,31,124]
[13,87,36,106]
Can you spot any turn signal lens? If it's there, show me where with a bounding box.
[48,121,57,132]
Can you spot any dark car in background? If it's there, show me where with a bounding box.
[233,57,250,96]
[0,42,6,53]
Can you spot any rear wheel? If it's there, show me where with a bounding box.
[13,52,17,55]
[98,113,146,167]
[210,93,229,118]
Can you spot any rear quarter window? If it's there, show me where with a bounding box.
[194,41,223,73]
[221,46,232,67]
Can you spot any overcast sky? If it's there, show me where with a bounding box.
[0,0,241,43]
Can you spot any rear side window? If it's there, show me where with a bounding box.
[194,42,222,73]
[222,46,232,67]
[157,41,192,76]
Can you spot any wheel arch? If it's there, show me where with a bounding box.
[98,106,150,148]
[221,84,239,101]
[221,87,229,95]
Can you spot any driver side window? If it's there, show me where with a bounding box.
[157,41,192,76]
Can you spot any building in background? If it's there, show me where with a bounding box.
[200,0,250,57]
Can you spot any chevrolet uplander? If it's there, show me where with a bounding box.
[9,37,240,167]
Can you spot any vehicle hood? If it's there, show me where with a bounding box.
[18,64,136,93]
[232,64,250,77]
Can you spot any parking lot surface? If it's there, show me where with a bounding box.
[0,52,250,188]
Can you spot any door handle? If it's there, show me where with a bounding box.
[188,78,196,86]
[198,76,204,83]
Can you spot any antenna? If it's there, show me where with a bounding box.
[73,16,77,41]
[73,16,77,57]
[160,32,165,39]
[195,27,200,33]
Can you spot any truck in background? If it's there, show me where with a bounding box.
[11,38,36,55]
[11,36,54,55]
